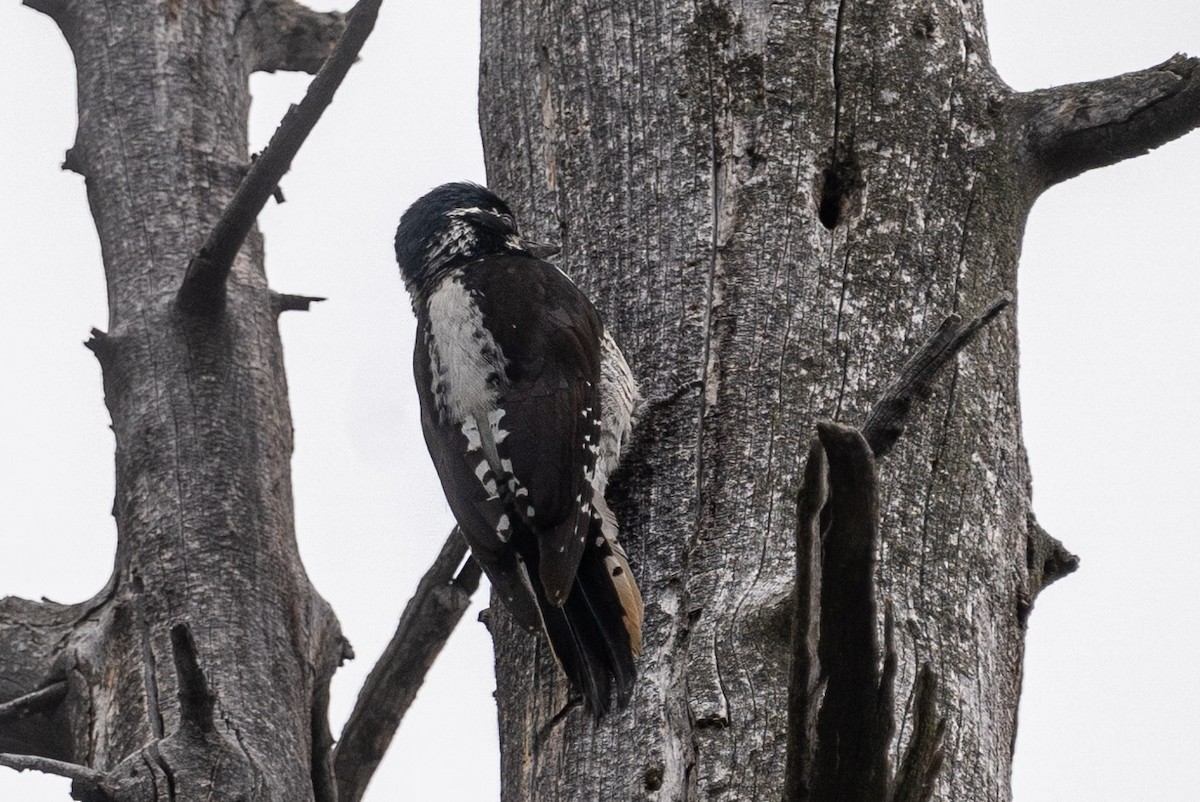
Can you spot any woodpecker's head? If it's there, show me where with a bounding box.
[395,182,530,301]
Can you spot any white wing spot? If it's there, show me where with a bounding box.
[474,461,500,500]
[461,418,482,451]
[488,408,510,444]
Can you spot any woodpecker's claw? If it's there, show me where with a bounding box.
[525,239,562,259]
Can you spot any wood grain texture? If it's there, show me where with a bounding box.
[480,1,1042,799]
[1,1,347,799]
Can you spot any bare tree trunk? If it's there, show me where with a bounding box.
[5,0,1197,799]
[479,2,1200,800]
[0,1,352,799]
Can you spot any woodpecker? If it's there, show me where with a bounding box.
[395,182,644,715]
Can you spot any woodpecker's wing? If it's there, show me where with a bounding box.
[413,319,546,632]
[468,255,604,605]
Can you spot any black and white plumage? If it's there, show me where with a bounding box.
[395,182,644,715]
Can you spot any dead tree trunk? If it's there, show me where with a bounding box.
[0,1,358,799]
[479,2,1200,800]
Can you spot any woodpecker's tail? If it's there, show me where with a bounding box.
[533,515,643,717]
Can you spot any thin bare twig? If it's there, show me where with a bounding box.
[333,528,483,802]
[0,753,105,786]
[178,0,383,315]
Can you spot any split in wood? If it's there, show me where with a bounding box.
[170,623,215,734]
[333,527,483,802]
[177,0,383,316]
[784,298,1011,801]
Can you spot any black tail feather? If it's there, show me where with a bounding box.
[571,546,638,706]
[532,575,612,715]
[525,529,639,716]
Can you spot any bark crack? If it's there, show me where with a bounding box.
[132,572,166,740]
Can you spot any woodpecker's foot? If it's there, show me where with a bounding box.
[536,697,584,743]
[525,239,562,259]
[634,376,704,426]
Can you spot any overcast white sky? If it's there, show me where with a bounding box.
[1,1,1197,800]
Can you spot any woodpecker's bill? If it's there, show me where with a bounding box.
[395,182,644,715]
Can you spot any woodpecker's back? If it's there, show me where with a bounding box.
[395,182,643,716]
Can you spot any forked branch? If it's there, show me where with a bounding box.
[178,0,384,315]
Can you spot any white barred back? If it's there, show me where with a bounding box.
[426,271,506,424]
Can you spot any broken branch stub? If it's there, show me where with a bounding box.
[785,300,1011,801]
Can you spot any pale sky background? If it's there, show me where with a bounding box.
[1,1,1197,800]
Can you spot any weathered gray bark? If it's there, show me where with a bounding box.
[5,0,1199,799]
[0,1,354,799]
[478,2,1200,800]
